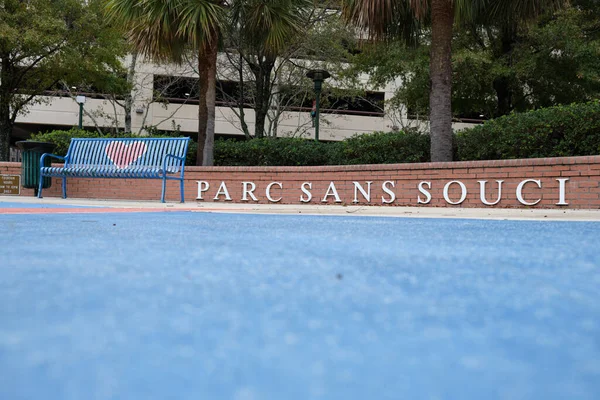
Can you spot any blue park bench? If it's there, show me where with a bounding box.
[37,137,190,203]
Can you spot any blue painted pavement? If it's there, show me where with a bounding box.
[0,201,95,209]
[0,212,599,399]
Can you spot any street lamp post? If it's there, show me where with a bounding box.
[306,69,330,142]
[76,95,86,129]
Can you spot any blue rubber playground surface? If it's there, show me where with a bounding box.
[0,201,95,208]
[1,205,599,399]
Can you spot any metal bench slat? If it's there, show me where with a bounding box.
[83,139,96,166]
[175,140,187,171]
[152,139,166,168]
[69,139,83,166]
[95,140,108,170]
[163,140,174,172]
[170,140,183,171]
[161,141,171,170]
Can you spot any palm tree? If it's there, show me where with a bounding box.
[343,0,566,162]
[105,0,225,166]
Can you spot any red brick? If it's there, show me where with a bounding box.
[4,160,600,209]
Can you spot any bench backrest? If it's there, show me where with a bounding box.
[65,137,190,170]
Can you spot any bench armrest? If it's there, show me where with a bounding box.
[163,154,186,177]
[40,153,67,165]
[165,154,186,162]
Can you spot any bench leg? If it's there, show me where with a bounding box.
[62,177,67,199]
[37,175,44,198]
[161,177,166,203]
[180,179,185,203]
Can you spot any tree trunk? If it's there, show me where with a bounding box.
[254,68,267,138]
[197,55,209,165]
[197,35,218,166]
[244,55,275,138]
[237,53,251,139]
[0,99,10,162]
[253,59,274,139]
[272,114,278,138]
[203,36,218,167]
[0,55,12,161]
[124,51,138,134]
[493,76,512,117]
[493,26,516,117]
[429,0,454,162]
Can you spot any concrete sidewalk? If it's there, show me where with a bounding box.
[1,195,599,221]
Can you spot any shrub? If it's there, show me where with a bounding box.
[30,129,108,157]
[332,130,430,165]
[456,101,600,160]
[215,137,331,166]
[185,140,198,166]
[214,131,430,166]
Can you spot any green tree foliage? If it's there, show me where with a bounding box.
[509,5,600,111]
[350,2,600,120]
[342,0,567,162]
[0,0,127,161]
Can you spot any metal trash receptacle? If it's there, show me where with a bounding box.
[16,141,56,196]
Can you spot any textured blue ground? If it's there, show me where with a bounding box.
[0,201,94,208]
[1,212,599,400]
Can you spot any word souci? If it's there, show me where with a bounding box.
[196,178,570,206]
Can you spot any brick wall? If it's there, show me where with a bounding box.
[2,156,600,208]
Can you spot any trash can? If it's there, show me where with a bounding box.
[16,141,56,196]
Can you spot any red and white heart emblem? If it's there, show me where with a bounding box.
[106,141,148,169]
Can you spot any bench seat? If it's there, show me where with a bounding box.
[40,165,181,178]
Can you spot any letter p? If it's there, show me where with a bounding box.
[197,181,210,200]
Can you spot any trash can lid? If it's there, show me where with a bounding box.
[16,141,56,152]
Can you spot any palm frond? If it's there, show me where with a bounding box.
[229,0,312,55]
[105,0,225,63]
[177,0,225,52]
[341,0,567,41]
[341,0,422,43]
[487,0,568,23]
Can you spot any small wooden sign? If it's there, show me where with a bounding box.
[0,175,21,195]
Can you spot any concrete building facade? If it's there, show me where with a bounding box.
[11,55,478,149]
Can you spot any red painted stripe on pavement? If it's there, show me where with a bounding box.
[0,208,197,214]
[0,207,262,215]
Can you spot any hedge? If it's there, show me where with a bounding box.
[213,131,430,166]
[331,131,430,165]
[214,137,332,166]
[30,129,430,167]
[27,102,600,167]
[30,129,108,157]
[456,101,600,160]
[215,102,599,165]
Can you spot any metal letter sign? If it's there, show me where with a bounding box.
[0,175,21,195]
